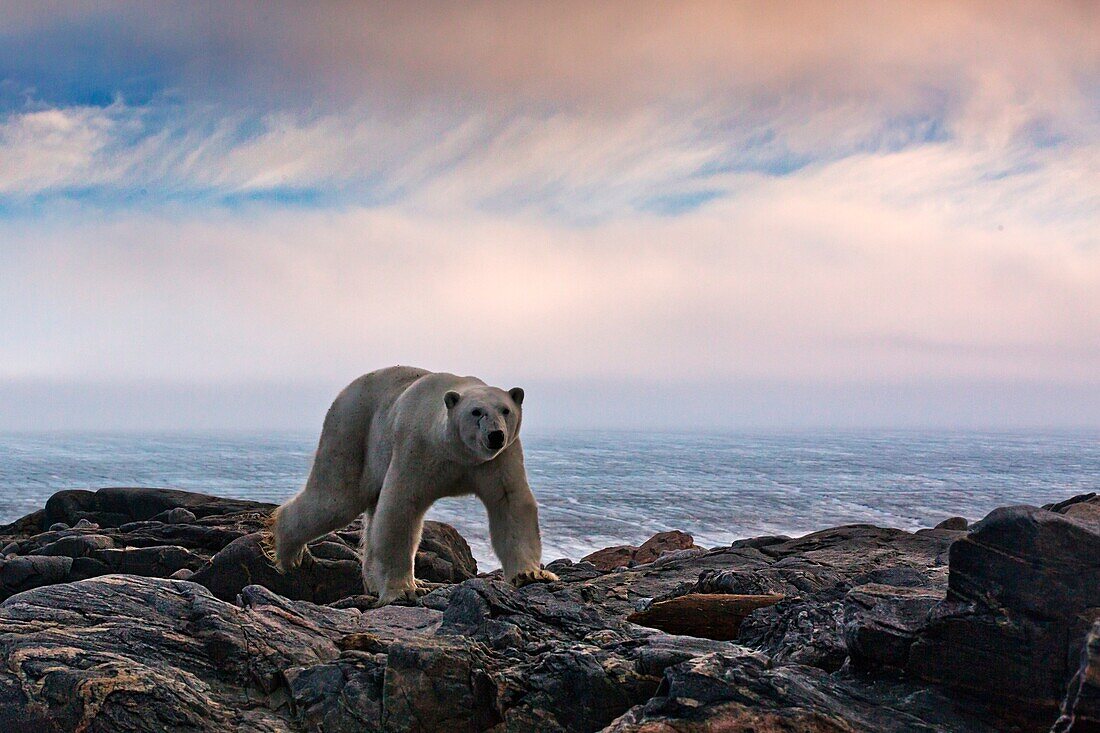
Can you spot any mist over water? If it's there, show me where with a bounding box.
[1,429,1097,568]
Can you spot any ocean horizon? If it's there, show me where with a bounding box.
[2,428,1097,569]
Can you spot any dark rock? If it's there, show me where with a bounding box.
[1054,619,1100,732]
[0,509,44,537]
[604,648,1000,732]
[93,545,207,577]
[900,502,1100,726]
[737,590,851,671]
[1044,493,1098,514]
[0,555,73,599]
[415,521,478,582]
[190,519,476,605]
[44,487,276,529]
[381,637,501,732]
[0,575,354,732]
[1063,502,1100,531]
[948,505,1100,621]
[843,583,942,673]
[908,602,1069,723]
[35,533,116,557]
[190,532,362,604]
[285,653,386,732]
[0,488,1090,732]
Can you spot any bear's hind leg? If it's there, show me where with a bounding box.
[271,479,365,573]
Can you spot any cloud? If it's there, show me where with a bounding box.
[0,2,1097,427]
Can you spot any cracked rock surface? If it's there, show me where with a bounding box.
[1,487,1097,732]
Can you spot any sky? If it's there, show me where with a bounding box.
[0,1,1097,431]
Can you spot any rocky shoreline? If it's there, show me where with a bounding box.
[0,487,1097,732]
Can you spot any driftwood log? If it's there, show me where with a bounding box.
[626,593,784,640]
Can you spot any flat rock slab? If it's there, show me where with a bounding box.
[627,593,784,641]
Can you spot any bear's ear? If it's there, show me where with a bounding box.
[444,391,461,410]
[508,387,524,406]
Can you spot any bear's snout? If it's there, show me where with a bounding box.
[487,430,505,450]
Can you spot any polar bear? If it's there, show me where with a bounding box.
[269,366,558,606]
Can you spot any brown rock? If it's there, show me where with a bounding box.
[627,593,784,641]
[583,531,696,571]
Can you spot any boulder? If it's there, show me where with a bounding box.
[948,505,1100,621]
[935,516,969,530]
[190,520,477,604]
[381,637,501,732]
[905,501,1100,726]
[0,576,354,732]
[190,532,362,604]
[582,530,696,570]
[0,555,73,600]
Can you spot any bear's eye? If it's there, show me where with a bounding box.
[501,408,510,415]
[471,409,482,417]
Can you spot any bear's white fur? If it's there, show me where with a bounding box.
[270,366,557,606]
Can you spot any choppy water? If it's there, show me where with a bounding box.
[1,430,1097,568]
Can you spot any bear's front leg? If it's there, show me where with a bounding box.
[477,464,558,587]
[367,472,432,607]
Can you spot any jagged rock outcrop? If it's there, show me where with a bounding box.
[1,488,1097,732]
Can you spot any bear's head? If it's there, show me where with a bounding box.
[444,385,524,461]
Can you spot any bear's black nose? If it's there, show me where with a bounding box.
[487,430,505,449]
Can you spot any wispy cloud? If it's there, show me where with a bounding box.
[0,2,1096,428]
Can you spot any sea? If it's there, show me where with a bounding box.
[1,429,1097,569]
